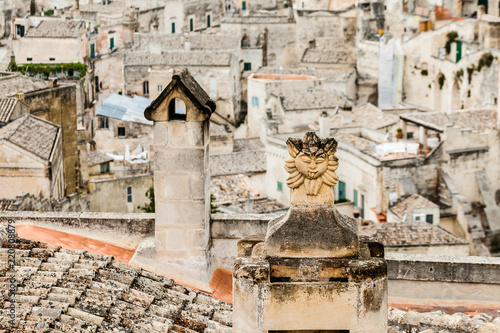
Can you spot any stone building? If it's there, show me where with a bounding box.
[388,193,440,224]
[0,114,64,200]
[12,18,85,64]
[0,72,79,196]
[0,97,29,126]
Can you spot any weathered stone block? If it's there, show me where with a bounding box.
[167,121,189,147]
[186,122,205,147]
[154,147,206,174]
[185,228,207,249]
[189,174,208,200]
[156,174,190,201]
[155,201,206,228]
[154,122,168,145]
[265,205,359,258]
[155,228,186,251]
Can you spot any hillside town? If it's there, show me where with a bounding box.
[0,0,500,332]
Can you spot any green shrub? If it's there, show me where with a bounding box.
[445,31,458,55]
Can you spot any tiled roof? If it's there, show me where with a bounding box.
[0,98,19,123]
[0,231,233,332]
[233,138,264,152]
[390,194,439,219]
[330,104,399,130]
[360,221,467,246]
[0,114,61,161]
[302,48,356,64]
[0,114,60,161]
[0,199,15,211]
[400,109,497,132]
[25,20,82,38]
[211,175,260,204]
[87,150,113,166]
[210,150,266,177]
[0,73,49,98]
[281,91,350,111]
[332,132,375,151]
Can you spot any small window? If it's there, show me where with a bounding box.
[189,18,194,32]
[277,181,283,192]
[353,189,358,208]
[118,127,125,137]
[426,214,433,224]
[143,81,149,95]
[407,132,414,139]
[110,37,114,49]
[169,98,187,121]
[158,85,163,93]
[251,96,259,107]
[244,62,252,71]
[27,58,33,61]
[90,43,95,59]
[338,181,346,200]
[242,1,246,10]
[127,186,133,203]
[49,57,55,61]
[98,116,108,129]
[207,14,211,27]
[171,22,175,34]
[100,162,109,174]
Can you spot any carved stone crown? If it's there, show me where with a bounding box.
[284,132,339,196]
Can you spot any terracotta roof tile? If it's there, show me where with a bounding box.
[390,194,439,219]
[1,228,232,332]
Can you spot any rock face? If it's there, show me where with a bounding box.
[233,132,388,333]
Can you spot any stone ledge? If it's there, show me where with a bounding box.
[386,253,500,284]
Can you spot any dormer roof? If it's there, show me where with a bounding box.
[144,68,216,122]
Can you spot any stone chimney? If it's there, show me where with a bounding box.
[144,69,216,290]
[233,132,388,332]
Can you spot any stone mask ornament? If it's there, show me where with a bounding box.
[284,132,339,196]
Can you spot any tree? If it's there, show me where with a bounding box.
[138,187,155,213]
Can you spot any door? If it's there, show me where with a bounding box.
[207,15,211,28]
[361,194,365,219]
[90,44,95,59]
[190,18,194,31]
[353,189,358,208]
[242,1,246,10]
[456,41,462,63]
[110,37,114,50]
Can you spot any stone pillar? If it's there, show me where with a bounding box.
[143,69,216,290]
[233,132,388,333]
[318,111,330,139]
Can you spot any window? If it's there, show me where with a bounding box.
[171,22,175,33]
[426,214,434,224]
[49,57,55,61]
[127,186,133,203]
[251,96,259,107]
[90,43,95,59]
[158,85,163,93]
[16,25,25,37]
[169,98,187,121]
[207,15,211,27]
[277,181,283,192]
[98,116,108,129]
[118,127,126,137]
[110,37,114,49]
[26,58,33,61]
[100,162,109,174]
[209,77,217,99]
[338,181,346,200]
[242,1,246,10]
[143,80,149,95]
[353,189,358,208]
[244,62,252,71]
[407,132,414,139]
[189,18,194,32]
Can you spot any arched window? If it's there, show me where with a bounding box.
[169,98,186,121]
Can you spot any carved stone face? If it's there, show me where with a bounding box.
[284,132,340,196]
[295,153,328,180]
